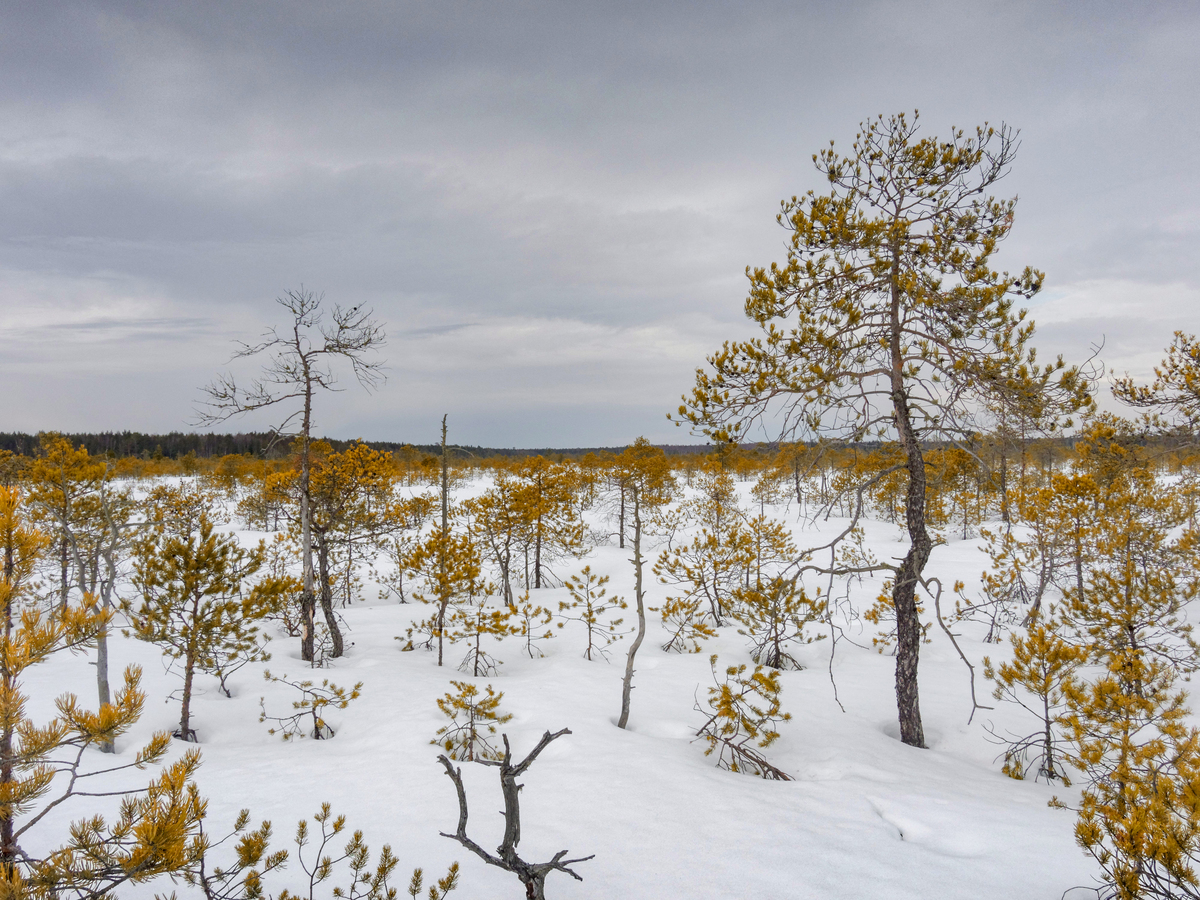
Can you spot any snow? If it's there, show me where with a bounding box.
[25,476,1102,900]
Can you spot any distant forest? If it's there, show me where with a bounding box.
[0,431,718,460]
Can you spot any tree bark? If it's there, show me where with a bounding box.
[438,415,449,667]
[317,535,344,658]
[889,256,929,750]
[300,378,316,663]
[998,442,1011,525]
[94,529,119,753]
[179,646,196,741]
[438,729,592,900]
[501,542,513,605]
[534,514,543,589]
[617,486,646,729]
[617,484,626,549]
[1,546,15,876]
[59,534,69,611]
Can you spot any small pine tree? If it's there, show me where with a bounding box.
[259,671,363,740]
[129,514,287,740]
[260,532,305,637]
[447,594,518,677]
[1064,520,1199,676]
[0,485,206,896]
[733,576,826,670]
[657,595,718,653]
[191,804,459,900]
[737,513,797,594]
[654,527,753,627]
[955,516,1060,641]
[432,681,513,762]
[557,566,628,661]
[982,618,1086,783]
[694,654,792,780]
[509,590,555,659]
[1059,650,1200,900]
[400,525,490,666]
[1113,330,1200,432]
[142,481,229,537]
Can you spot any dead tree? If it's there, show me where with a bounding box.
[437,729,593,900]
[196,289,385,663]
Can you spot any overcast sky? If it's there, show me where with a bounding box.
[1,1,1197,447]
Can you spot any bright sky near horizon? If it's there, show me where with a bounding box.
[1,2,1197,447]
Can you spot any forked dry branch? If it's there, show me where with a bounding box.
[437,728,593,900]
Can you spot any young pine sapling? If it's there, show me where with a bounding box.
[190,804,459,900]
[448,594,518,677]
[509,590,555,659]
[695,655,793,780]
[657,596,718,653]
[128,514,286,741]
[432,681,513,762]
[259,671,362,740]
[982,618,1085,783]
[557,566,627,661]
[733,576,826,671]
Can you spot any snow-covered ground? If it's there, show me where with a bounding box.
[27,476,1103,900]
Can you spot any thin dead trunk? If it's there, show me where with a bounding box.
[59,534,69,611]
[1,551,13,876]
[618,484,626,549]
[300,379,316,663]
[438,415,449,667]
[998,444,1011,525]
[617,487,646,729]
[94,522,120,753]
[501,542,513,605]
[534,511,543,589]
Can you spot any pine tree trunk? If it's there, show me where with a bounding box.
[438,415,449,667]
[617,487,646,729]
[179,648,196,741]
[1074,531,1085,603]
[95,619,112,739]
[534,515,542,589]
[1042,694,1056,779]
[501,542,512,605]
[59,533,69,611]
[999,444,1011,525]
[300,384,316,663]
[318,536,344,658]
[618,485,625,549]
[890,259,928,749]
[1,550,15,877]
[0,715,12,877]
[94,499,122,752]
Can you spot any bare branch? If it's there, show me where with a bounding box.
[437,729,593,899]
[192,288,386,437]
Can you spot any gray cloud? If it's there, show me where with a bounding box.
[1,1,1198,445]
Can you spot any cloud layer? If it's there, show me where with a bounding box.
[2,1,1197,445]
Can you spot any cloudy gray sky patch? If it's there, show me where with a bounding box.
[1,1,1197,446]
